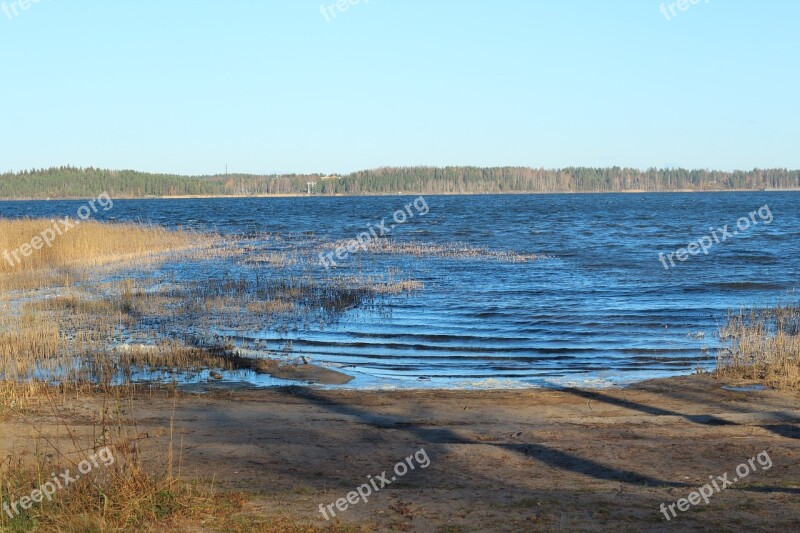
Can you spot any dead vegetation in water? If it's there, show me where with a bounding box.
[715,300,800,389]
[320,238,545,263]
[239,251,298,267]
[1,266,422,389]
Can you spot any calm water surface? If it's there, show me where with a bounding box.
[2,193,798,389]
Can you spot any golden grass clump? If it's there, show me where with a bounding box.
[715,300,800,389]
[0,218,210,275]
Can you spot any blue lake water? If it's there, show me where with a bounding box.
[2,192,798,389]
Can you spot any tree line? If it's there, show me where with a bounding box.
[0,166,798,199]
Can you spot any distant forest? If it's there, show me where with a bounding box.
[1,166,799,199]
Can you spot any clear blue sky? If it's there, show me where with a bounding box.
[1,0,797,175]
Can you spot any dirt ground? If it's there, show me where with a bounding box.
[2,375,799,532]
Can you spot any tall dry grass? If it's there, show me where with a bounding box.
[716,300,800,389]
[0,219,212,292]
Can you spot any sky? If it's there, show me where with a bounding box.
[0,0,798,175]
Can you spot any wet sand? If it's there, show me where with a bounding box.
[234,349,355,385]
[2,375,799,531]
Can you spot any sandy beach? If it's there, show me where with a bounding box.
[2,375,798,532]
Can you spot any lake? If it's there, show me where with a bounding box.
[2,192,798,389]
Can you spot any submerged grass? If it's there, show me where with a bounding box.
[321,238,545,263]
[1,266,422,389]
[715,300,800,389]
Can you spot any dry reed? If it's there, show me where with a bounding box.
[715,300,800,389]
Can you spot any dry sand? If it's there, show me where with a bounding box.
[2,375,799,531]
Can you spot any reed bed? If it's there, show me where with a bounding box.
[321,238,545,263]
[0,219,210,273]
[715,300,800,389]
[0,219,215,293]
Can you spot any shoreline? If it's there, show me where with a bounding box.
[206,363,704,391]
[1,188,799,202]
